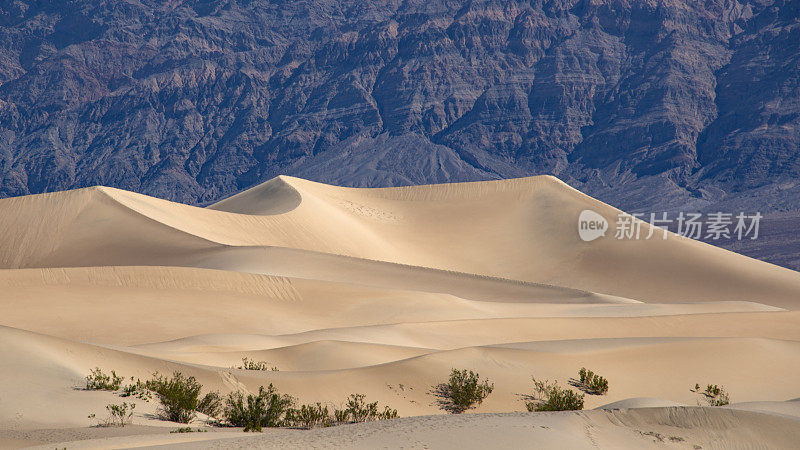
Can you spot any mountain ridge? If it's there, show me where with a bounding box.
[0,0,798,213]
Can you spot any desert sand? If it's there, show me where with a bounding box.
[0,175,799,448]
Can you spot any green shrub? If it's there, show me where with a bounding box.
[333,407,349,423]
[147,372,202,423]
[237,357,279,371]
[346,393,377,422]
[698,384,730,406]
[525,378,584,411]
[86,367,123,391]
[224,391,267,432]
[707,393,730,407]
[577,367,609,395]
[170,427,207,433]
[443,369,494,413]
[287,402,332,429]
[104,402,135,427]
[223,384,295,431]
[378,405,398,420]
[344,394,398,422]
[198,391,223,418]
[120,378,152,401]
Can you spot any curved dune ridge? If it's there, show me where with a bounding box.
[0,175,799,448]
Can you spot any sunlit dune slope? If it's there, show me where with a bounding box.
[1,176,799,306]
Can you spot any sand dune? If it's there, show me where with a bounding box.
[19,408,800,449]
[0,175,798,448]
[2,176,800,306]
[165,407,800,449]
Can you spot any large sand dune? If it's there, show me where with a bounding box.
[0,175,798,448]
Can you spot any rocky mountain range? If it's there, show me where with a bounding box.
[0,0,798,266]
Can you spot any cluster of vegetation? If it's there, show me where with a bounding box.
[236,357,279,372]
[283,394,397,429]
[89,365,738,429]
[339,393,398,423]
[286,402,332,429]
[86,367,124,391]
[83,368,398,432]
[437,369,494,414]
[577,368,609,395]
[170,427,208,433]
[146,372,204,423]
[84,369,222,427]
[692,383,730,406]
[120,377,152,401]
[525,378,585,412]
[432,368,587,413]
[197,391,223,418]
[223,384,295,431]
[88,402,135,427]
[223,386,397,431]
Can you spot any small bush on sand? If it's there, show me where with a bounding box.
[237,357,279,371]
[344,394,398,423]
[441,369,494,413]
[86,367,123,391]
[89,402,135,427]
[525,378,584,411]
[106,402,135,427]
[333,407,350,423]
[223,384,295,431]
[147,372,202,423]
[198,391,223,418]
[287,402,332,429]
[170,427,207,433]
[577,368,609,395]
[120,378,152,401]
[697,384,730,406]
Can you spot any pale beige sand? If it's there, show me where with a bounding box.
[2,176,800,306]
[22,408,800,450]
[0,175,798,448]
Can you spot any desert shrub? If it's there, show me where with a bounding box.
[120,378,152,401]
[333,407,350,423]
[344,393,398,422]
[707,393,730,407]
[147,372,202,423]
[86,367,124,391]
[90,402,135,427]
[700,384,730,406]
[198,391,223,418]
[171,427,207,433]
[224,391,267,432]
[346,393,377,422]
[224,384,295,431]
[287,402,332,429]
[533,388,585,411]
[525,378,584,412]
[378,405,399,420]
[107,402,135,427]
[237,357,279,371]
[443,369,494,413]
[577,368,609,395]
